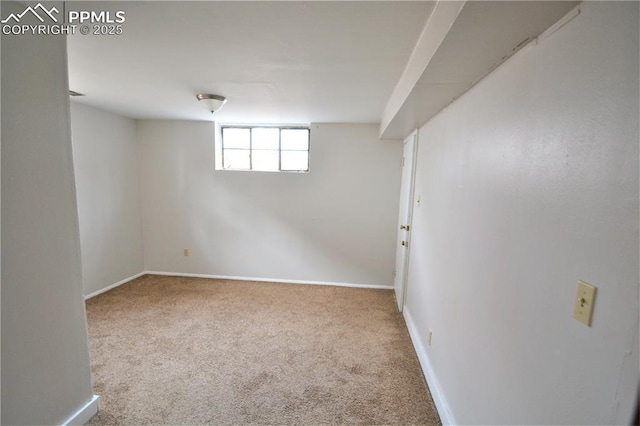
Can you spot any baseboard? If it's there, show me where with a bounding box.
[84,271,145,300]
[403,306,456,425]
[61,395,100,426]
[145,271,394,290]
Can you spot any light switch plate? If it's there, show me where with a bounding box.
[573,280,596,327]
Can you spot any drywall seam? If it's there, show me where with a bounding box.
[412,3,582,142]
[61,395,100,426]
[145,271,394,290]
[537,4,581,44]
[465,6,580,109]
[471,4,580,108]
[84,271,145,300]
[403,306,455,425]
[422,5,581,138]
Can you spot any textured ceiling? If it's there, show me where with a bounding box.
[67,1,434,124]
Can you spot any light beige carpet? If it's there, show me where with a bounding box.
[86,275,440,425]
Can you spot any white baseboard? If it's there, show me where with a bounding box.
[403,306,455,425]
[84,271,145,300]
[145,271,393,290]
[61,395,100,426]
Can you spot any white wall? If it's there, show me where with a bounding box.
[1,1,95,423]
[138,122,401,287]
[405,2,639,424]
[71,103,144,297]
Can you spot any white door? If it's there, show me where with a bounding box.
[394,130,418,312]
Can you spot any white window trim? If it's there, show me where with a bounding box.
[215,124,311,173]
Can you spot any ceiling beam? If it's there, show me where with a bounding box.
[379,1,465,139]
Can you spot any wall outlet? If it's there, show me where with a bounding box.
[183,248,189,257]
[427,329,432,346]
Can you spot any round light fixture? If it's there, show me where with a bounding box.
[196,93,227,114]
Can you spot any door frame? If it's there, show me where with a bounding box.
[394,129,419,312]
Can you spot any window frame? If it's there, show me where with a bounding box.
[219,125,310,173]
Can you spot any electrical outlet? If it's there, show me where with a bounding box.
[183,248,189,257]
[427,329,432,346]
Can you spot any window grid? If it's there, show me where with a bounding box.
[221,126,310,172]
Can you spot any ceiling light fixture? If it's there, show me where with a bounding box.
[196,93,227,114]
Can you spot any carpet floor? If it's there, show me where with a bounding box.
[86,275,440,425]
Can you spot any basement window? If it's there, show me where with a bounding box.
[218,126,310,172]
